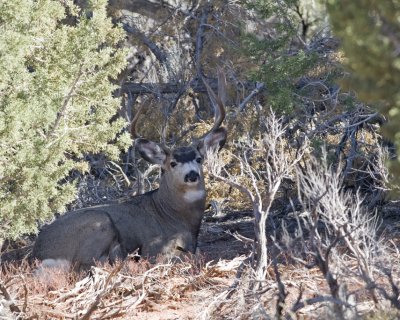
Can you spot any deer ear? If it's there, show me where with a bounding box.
[135,138,167,165]
[198,127,227,157]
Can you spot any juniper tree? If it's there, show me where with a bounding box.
[0,0,129,240]
[242,0,325,113]
[327,0,400,183]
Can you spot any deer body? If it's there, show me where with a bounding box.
[33,186,205,269]
[32,71,227,269]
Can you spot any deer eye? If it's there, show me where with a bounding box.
[170,161,177,168]
[196,157,202,163]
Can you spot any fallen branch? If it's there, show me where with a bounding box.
[291,295,353,313]
[0,281,21,313]
[122,79,258,94]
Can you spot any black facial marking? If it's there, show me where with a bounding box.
[173,147,196,163]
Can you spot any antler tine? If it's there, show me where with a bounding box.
[217,68,227,107]
[201,69,226,136]
[130,102,146,139]
[160,122,171,153]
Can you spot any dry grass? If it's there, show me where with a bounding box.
[0,256,240,319]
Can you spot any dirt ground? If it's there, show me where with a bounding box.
[199,210,254,261]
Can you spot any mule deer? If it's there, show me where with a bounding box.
[32,72,227,270]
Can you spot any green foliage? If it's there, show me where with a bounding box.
[327,0,400,183]
[242,0,319,112]
[0,0,128,239]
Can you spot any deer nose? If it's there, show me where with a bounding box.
[185,170,200,183]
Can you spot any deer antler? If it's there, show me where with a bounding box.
[200,69,226,138]
[160,122,170,152]
[130,100,171,153]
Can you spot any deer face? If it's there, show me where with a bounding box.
[135,127,227,196]
[168,146,204,187]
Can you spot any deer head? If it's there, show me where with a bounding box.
[131,70,227,203]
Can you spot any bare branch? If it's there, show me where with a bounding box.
[291,295,353,313]
[195,4,211,77]
[272,255,287,319]
[238,82,265,113]
[123,23,168,65]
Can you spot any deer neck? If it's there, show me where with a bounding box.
[152,177,206,229]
